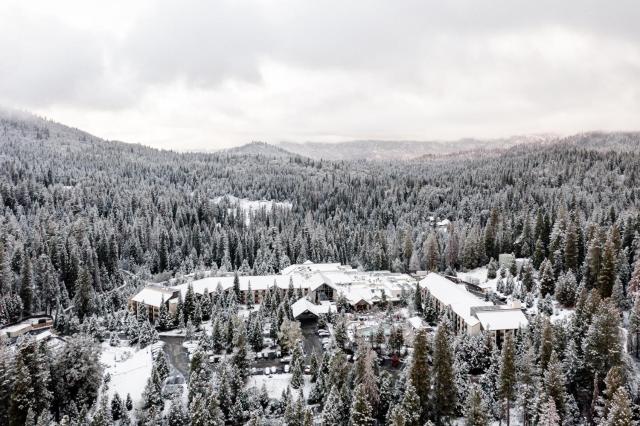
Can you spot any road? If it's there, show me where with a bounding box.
[159,335,190,383]
[300,321,323,360]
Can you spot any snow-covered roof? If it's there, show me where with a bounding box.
[420,273,492,327]
[185,274,302,297]
[130,263,417,308]
[474,309,529,331]
[407,316,425,330]
[130,286,176,308]
[1,323,31,335]
[280,261,352,276]
[34,330,53,341]
[291,298,332,319]
[321,271,355,286]
[339,286,375,306]
[436,219,451,227]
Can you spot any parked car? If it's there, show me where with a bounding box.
[264,367,270,375]
[304,365,311,374]
[318,329,330,337]
[284,364,290,373]
[270,366,277,374]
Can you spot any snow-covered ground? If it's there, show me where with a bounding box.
[101,342,157,408]
[457,265,499,292]
[457,259,529,293]
[212,195,292,225]
[246,374,312,400]
[550,303,574,323]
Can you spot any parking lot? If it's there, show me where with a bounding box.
[249,319,328,376]
[300,320,324,359]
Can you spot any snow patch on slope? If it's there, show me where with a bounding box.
[212,195,293,225]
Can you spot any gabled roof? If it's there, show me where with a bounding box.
[291,298,332,319]
[131,286,176,308]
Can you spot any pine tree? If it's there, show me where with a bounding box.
[487,258,498,279]
[125,393,133,411]
[432,322,456,422]
[0,243,12,295]
[90,395,113,426]
[192,296,203,327]
[189,392,210,426]
[401,381,421,426]
[388,404,407,426]
[499,333,516,425]
[334,317,347,349]
[517,346,537,426]
[582,300,622,377]
[465,385,489,426]
[233,271,240,298]
[167,397,190,426]
[611,277,629,311]
[53,334,103,418]
[157,296,170,330]
[74,266,94,321]
[539,259,555,297]
[538,397,560,426]
[424,233,439,271]
[629,296,640,358]
[533,238,545,270]
[564,220,579,273]
[628,256,640,296]
[20,254,33,316]
[414,281,423,314]
[598,238,617,298]
[322,385,345,426]
[184,283,195,321]
[291,360,303,389]
[543,351,567,418]
[154,351,170,382]
[596,365,626,422]
[9,349,34,426]
[555,271,578,307]
[584,233,603,290]
[603,387,633,426]
[142,365,163,408]
[408,328,430,421]
[110,393,125,421]
[349,384,373,426]
[540,318,554,370]
[481,343,501,420]
[522,261,535,293]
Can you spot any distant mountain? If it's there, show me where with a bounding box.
[559,131,640,152]
[222,141,297,158]
[279,135,558,161]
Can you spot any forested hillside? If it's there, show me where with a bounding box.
[1,113,640,425]
[1,113,639,323]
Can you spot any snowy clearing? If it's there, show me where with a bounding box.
[101,342,157,408]
[212,195,293,224]
[246,374,312,400]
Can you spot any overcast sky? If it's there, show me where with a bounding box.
[1,0,639,150]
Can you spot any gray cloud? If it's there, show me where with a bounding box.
[0,0,639,148]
